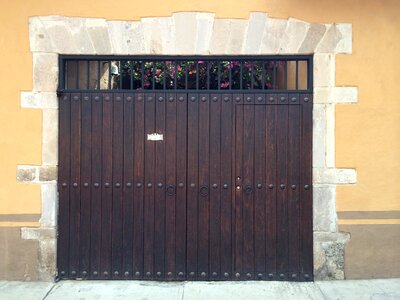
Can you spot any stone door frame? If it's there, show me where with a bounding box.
[18,12,357,281]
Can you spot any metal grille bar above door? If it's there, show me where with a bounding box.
[58,55,313,93]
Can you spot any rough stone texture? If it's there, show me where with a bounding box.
[65,18,95,54]
[314,87,358,104]
[42,109,58,166]
[335,24,352,54]
[227,19,248,54]
[299,23,327,53]
[39,18,77,54]
[33,53,58,92]
[325,104,335,167]
[108,21,129,54]
[20,92,58,109]
[313,168,357,184]
[158,17,176,55]
[16,166,37,182]
[29,17,55,53]
[313,54,335,87]
[21,228,56,241]
[279,18,310,54]
[260,18,287,53]
[125,21,145,54]
[40,184,57,227]
[313,104,326,168]
[38,238,56,281]
[313,185,337,232]
[142,18,163,54]
[85,18,112,54]
[195,13,214,54]
[243,12,267,54]
[173,12,198,54]
[38,166,57,182]
[209,19,232,54]
[314,232,350,280]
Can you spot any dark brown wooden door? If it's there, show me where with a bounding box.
[57,92,313,281]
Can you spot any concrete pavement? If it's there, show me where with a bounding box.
[0,279,399,300]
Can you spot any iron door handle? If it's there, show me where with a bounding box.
[245,184,253,194]
[166,184,176,196]
[199,185,209,197]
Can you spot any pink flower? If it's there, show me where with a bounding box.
[198,60,205,64]
[220,82,230,88]
[155,70,161,76]
[177,65,182,71]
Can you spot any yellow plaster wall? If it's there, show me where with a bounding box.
[0,0,399,218]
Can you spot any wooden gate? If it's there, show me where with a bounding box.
[57,56,313,281]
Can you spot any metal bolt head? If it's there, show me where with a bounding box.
[158,96,164,101]
[62,183,67,187]
[257,183,262,189]
[223,184,228,189]
[279,273,285,279]
[124,271,130,277]
[291,273,297,279]
[115,182,121,188]
[304,97,309,102]
[268,184,274,189]
[212,183,218,188]
[304,184,310,190]
[178,182,184,187]
[304,273,310,279]
[178,272,184,276]
[83,182,89,187]
[105,182,110,187]
[189,272,195,277]
[136,183,142,188]
[167,272,173,276]
[224,272,229,277]
[257,273,263,279]
[94,182,100,187]
[135,271,140,276]
[291,184,296,190]
[103,271,108,276]
[246,273,251,278]
[212,272,217,277]
[73,183,78,187]
[126,182,132,187]
[146,272,151,276]
[201,272,206,277]
[280,184,286,189]
[71,271,77,276]
[158,182,163,188]
[114,271,119,276]
[93,271,98,276]
[60,271,66,276]
[82,271,87,276]
[157,272,162,276]
[190,183,195,188]
[147,183,152,188]
[268,273,274,279]
[235,273,240,278]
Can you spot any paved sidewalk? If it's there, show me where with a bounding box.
[0,279,399,300]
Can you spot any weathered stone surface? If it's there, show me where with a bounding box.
[42,109,58,166]
[314,87,358,104]
[173,12,198,54]
[39,18,76,54]
[299,23,327,53]
[325,104,335,168]
[313,168,357,184]
[243,12,267,54]
[65,18,95,54]
[125,21,145,54]
[21,227,56,240]
[16,166,37,182]
[20,92,58,109]
[86,18,112,54]
[38,166,57,182]
[314,232,350,280]
[335,23,352,54]
[227,19,248,54]
[38,238,56,281]
[158,17,176,55]
[40,184,57,227]
[108,21,128,54]
[313,104,326,168]
[142,17,163,54]
[33,53,58,92]
[29,17,55,53]
[279,18,310,54]
[313,54,335,87]
[313,185,337,232]
[209,19,231,54]
[195,13,215,54]
[260,18,287,54]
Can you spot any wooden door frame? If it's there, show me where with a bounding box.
[18,12,357,281]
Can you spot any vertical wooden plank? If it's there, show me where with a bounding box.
[300,94,313,280]
[79,93,92,278]
[144,93,156,279]
[90,93,102,279]
[165,93,177,279]
[198,93,210,280]
[122,93,134,279]
[154,93,166,279]
[111,93,124,279]
[57,93,71,279]
[187,93,199,280]
[133,93,145,278]
[175,93,187,279]
[209,94,221,280]
[276,94,289,280]
[254,94,266,279]
[234,94,244,279]
[288,96,301,280]
[242,94,255,279]
[100,92,113,279]
[265,95,278,279]
[220,94,233,280]
[69,93,82,278]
